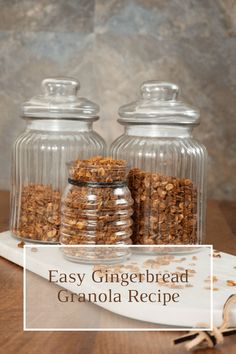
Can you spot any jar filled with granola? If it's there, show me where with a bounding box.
[60,157,133,262]
[10,78,106,243]
[110,82,207,245]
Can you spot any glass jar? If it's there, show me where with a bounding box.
[110,81,207,245]
[60,157,133,263]
[10,78,106,243]
[60,157,133,245]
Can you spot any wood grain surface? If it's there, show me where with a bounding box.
[0,191,236,354]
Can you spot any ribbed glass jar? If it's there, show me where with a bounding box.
[10,78,106,243]
[110,82,207,245]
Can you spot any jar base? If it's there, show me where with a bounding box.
[61,246,131,264]
[10,232,60,244]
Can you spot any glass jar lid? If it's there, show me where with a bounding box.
[22,77,99,120]
[118,81,199,125]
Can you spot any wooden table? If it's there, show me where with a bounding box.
[0,190,236,354]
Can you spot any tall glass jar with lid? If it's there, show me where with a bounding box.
[110,81,207,245]
[10,77,106,243]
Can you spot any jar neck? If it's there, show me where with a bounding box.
[25,119,93,132]
[124,125,193,138]
[68,178,126,187]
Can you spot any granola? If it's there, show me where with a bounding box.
[68,156,127,182]
[128,168,198,244]
[13,184,61,242]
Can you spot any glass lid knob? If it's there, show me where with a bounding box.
[140,81,179,101]
[42,77,80,97]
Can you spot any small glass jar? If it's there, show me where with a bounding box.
[60,157,133,262]
[60,158,133,245]
[110,81,207,245]
[10,78,106,243]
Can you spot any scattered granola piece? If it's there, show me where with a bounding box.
[213,251,221,258]
[188,269,196,274]
[17,241,25,248]
[204,275,218,283]
[226,280,236,287]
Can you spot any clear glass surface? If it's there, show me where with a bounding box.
[110,82,207,246]
[10,77,106,243]
[60,164,134,263]
[60,165,134,246]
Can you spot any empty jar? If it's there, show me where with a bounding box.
[10,77,106,243]
[110,81,207,245]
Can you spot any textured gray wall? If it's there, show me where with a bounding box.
[0,0,235,200]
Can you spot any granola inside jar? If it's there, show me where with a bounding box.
[60,157,134,262]
[128,169,197,245]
